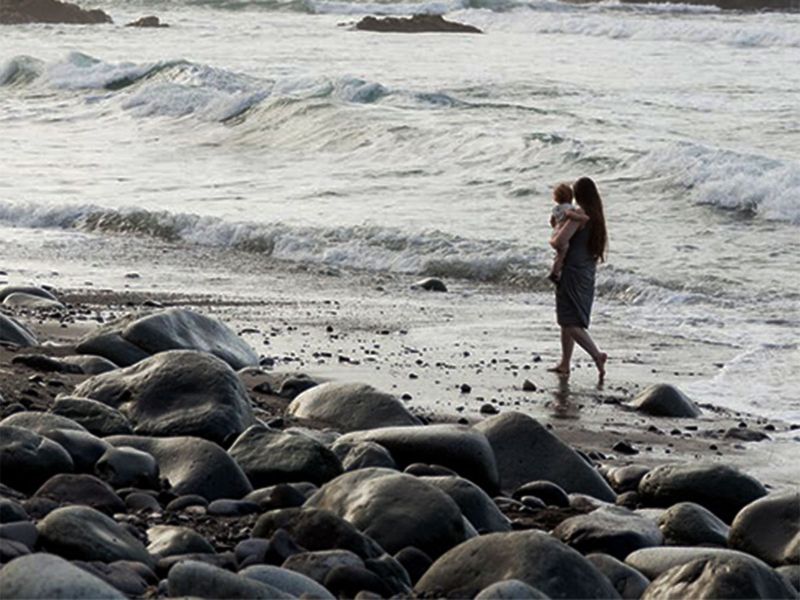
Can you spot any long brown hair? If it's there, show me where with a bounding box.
[573,177,608,262]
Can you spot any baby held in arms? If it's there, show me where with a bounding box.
[548,182,589,284]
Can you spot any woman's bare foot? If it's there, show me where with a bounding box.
[595,352,608,383]
[547,364,570,376]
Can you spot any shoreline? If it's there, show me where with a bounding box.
[2,274,797,492]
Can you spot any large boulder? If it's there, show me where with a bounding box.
[252,507,385,559]
[3,292,63,309]
[105,435,252,500]
[422,476,511,533]
[52,397,133,436]
[77,308,258,369]
[415,530,621,599]
[0,0,111,24]
[229,425,342,488]
[73,350,254,444]
[587,553,651,599]
[0,313,38,347]
[37,505,153,566]
[0,285,58,304]
[288,382,420,433]
[553,505,664,560]
[474,412,616,500]
[94,446,160,489]
[33,474,125,515]
[641,555,797,599]
[626,546,771,579]
[337,425,499,492]
[729,492,800,566]
[0,425,74,493]
[167,560,289,598]
[1,411,87,434]
[332,439,396,471]
[0,553,125,599]
[658,501,730,546]
[147,525,215,557]
[241,565,335,599]
[40,429,110,473]
[638,463,767,522]
[474,580,548,599]
[306,468,466,559]
[77,333,150,368]
[629,384,701,417]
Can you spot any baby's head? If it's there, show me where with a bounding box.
[553,183,573,205]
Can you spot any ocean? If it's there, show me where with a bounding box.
[1,0,799,420]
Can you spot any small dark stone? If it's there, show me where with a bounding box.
[613,440,639,455]
[394,546,432,585]
[479,403,499,415]
[522,379,537,392]
[460,384,472,394]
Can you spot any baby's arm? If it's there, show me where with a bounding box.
[564,208,590,223]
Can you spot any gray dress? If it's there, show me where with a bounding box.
[556,225,596,328]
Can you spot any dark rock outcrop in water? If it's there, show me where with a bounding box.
[125,15,168,27]
[355,14,482,34]
[0,0,111,24]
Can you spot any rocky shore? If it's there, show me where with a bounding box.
[0,284,798,599]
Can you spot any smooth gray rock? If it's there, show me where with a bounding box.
[0,553,126,599]
[641,555,796,599]
[71,560,153,597]
[587,553,651,599]
[52,397,133,436]
[77,332,150,368]
[121,307,259,369]
[337,424,499,493]
[474,412,616,500]
[1,411,87,434]
[0,538,30,562]
[0,425,74,493]
[41,428,110,473]
[74,350,254,444]
[607,465,651,493]
[241,565,335,599]
[105,435,252,500]
[0,498,28,523]
[37,505,154,566]
[638,463,767,522]
[59,355,119,374]
[94,446,160,489]
[423,476,511,533]
[474,579,549,599]
[147,525,215,557]
[512,480,570,507]
[729,492,800,566]
[553,505,664,560]
[288,382,420,433]
[412,277,448,292]
[207,499,260,516]
[0,520,38,549]
[626,546,768,579]
[415,530,621,599]
[331,439,397,471]
[777,565,800,592]
[282,549,364,584]
[33,473,125,515]
[629,384,701,417]
[306,468,466,559]
[167,559,290,598]
[244,484,307,510]
[0,313,38,347]
[3,292,63,309]
[658,501,730,546]
[0,285,58,304]
[229,425,342,488]
[252,507,385,559]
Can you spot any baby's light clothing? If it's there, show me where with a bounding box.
[551,202,574,226]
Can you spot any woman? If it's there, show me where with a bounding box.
[548,176,608,383]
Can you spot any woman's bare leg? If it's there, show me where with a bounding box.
[564,325,607,382]
[548,326,574,374]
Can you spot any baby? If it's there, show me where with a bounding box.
[548,182,588,283]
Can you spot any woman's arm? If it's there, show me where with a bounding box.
[550,218,582,251]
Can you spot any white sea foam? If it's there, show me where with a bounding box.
[633,142,800,224]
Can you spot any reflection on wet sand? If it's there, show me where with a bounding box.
[549,375,581,419]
